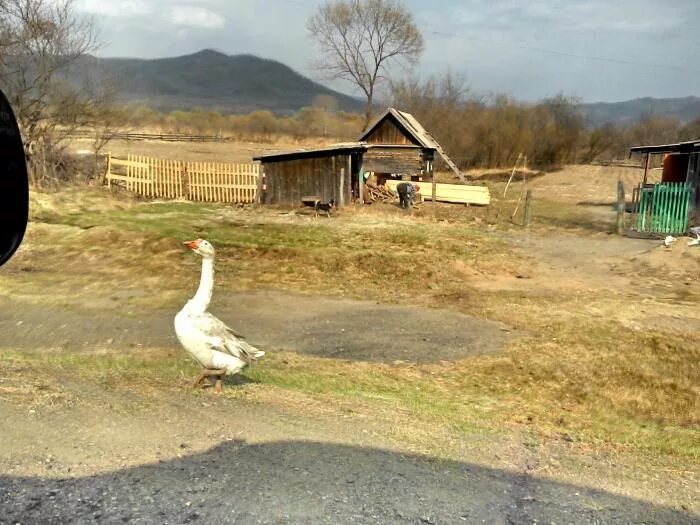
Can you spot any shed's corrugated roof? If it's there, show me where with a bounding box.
[253,142,367,162]
[630,139,700,154]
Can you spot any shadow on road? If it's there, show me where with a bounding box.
[1,440,695,524]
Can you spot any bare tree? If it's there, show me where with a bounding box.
[307,0,424,130]
[0,0,99,186]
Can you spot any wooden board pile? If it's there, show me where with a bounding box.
[385,180,490,206]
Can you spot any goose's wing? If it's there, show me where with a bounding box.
[190,312,264,362]
[195,312,245,338]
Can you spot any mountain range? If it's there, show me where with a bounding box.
[578,96,700,127]
[75,49,700,126]
[76,49,363,115]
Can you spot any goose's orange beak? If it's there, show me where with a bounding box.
[183,239,201,250]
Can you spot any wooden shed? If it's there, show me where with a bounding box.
[253,143,364,206]
[628,138,700,235]
[254,108,461,206]
[359,107,462,184]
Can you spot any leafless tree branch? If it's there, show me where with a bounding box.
[308,0,424,130]
[0,0,110,187]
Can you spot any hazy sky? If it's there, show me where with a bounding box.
[77,0,700,103]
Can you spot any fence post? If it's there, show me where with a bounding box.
[431,168,437,219]
[254,165,264,207]
[523,190,533,228]
[183,161,190,200]
[105,151,112,188]
[616,180,625,235]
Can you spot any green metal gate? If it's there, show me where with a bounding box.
[634,182,692,235]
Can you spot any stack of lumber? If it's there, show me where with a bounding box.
[384,180,490,206]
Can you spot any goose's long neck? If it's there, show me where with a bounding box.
[189,256,214,313]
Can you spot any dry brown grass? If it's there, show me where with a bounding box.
[68,136,342,164]
[2,177,699,464]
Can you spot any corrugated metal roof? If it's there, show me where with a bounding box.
[630,138,700,154]
[391,108,442,149]
[253,142,367,162]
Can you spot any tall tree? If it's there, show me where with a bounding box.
[0,0,100,186]
[307,0,424,130]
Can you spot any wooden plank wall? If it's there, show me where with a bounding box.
[263,154,352,205]
[364,117,417,145]
[105,153,259,203]
[363,147,424,174]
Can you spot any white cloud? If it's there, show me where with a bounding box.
[79,0,700,101]
[79,0,152,18]
[170,6,226,29]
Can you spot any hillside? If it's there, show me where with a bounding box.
[75,49,362,115]
[72,49,698,123]
[578,96,700,127]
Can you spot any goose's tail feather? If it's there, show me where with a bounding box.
[225,338,266,363]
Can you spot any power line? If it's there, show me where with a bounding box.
[263,1,700,75]
[267,0,315,9]
[429,31,700,75]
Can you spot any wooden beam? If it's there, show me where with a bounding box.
[254,165,264,207]
[643,152,650,185]
[524,190,533,227]
[358,168,365,205]
[616,180,625,235]
[431,161,437,219]
[346,154,352,206]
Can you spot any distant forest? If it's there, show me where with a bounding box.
[111,86,700,171]
[76,51,700,170]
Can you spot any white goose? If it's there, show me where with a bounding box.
[175,238,264,391]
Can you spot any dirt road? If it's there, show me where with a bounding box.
[0,290,514,364]
[0,290,697,524]
[0,396,695,525]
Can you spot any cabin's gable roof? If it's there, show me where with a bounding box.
[359,108,440,150]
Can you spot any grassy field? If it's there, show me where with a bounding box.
[3,161,698,476]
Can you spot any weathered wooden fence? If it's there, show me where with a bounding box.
[106,153,260,204]
[71,130,227,142]
[631,182,692,235]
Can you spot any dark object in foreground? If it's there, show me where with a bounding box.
[396,182,417,209]
[0,88,28,267]
[193,368,226,393]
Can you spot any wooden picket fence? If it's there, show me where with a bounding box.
[105,153,260,204]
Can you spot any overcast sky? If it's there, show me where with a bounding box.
[77,0,700,103]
